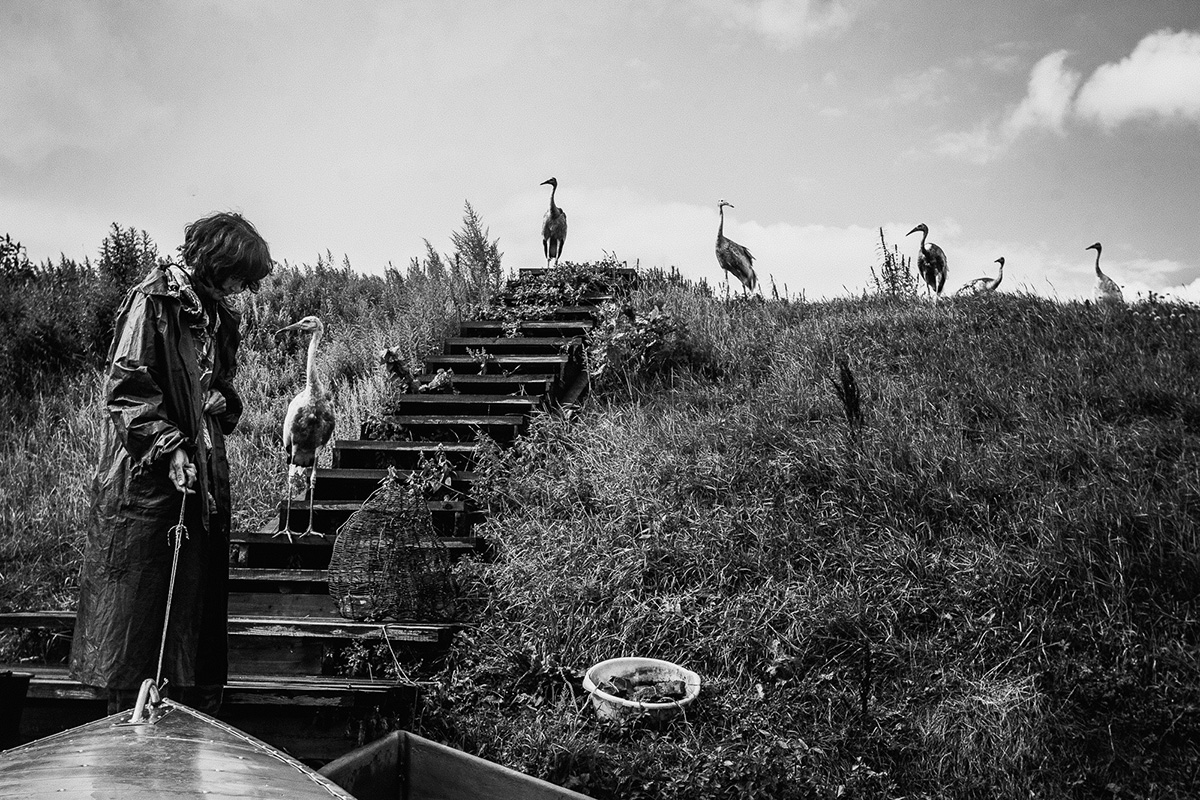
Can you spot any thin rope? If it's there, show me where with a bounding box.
[156,490,189,688]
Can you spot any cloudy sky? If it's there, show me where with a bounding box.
[2,1,1199,300]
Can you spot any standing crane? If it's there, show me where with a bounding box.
[1087,242,1124,306]
[275,315,335,540]
[715,200,757,293]
[906,223,948,298]
[541,177,567,268]
[957,257,1004,296]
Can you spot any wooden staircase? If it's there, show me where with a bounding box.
[0,265,636,763]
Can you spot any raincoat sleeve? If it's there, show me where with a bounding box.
[105,290,188,471]
[212,300,243,436]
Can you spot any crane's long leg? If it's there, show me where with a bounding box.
[303,454,322,538]
[273,457,296,543]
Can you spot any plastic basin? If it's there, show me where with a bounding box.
[582,657,700,722]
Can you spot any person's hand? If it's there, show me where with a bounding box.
[203,390,227,415]
[169,448,197,494]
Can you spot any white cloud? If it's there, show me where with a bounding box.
[1075,29,1200,127]
[1172,278,1200,303]
[895,66,950,105]
[933,124,1004,165]
[1001,50,1080,137]
[937,29,1200,164]
[934,50,1079,164]
[695,0,855,49]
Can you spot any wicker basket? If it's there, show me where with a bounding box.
[327,467,456,622]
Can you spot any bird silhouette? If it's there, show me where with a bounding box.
[715,200,757,293]
[1087,242,1124,306]
[906,223,947,298]
[541,177,567,268]
[957,257,1004,296]
[275,315,335,540]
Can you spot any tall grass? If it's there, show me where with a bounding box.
[417,281,1200,798]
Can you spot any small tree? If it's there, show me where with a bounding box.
[91,224,161,360]
[448,201,503,308]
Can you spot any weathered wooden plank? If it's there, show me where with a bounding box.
[9,665,410,702]
[422,354,570,376]
[383,395,541,416]
[230,567,328,583]
[414,372,557,395]
[458,320,594,338]
[229,591,337,618]
[276,499,482,538]
[442,336,581,356]
[304,467,479,501]
[370,414,525,428]
[0,612,453,645]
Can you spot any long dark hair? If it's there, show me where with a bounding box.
[181,212,272,292]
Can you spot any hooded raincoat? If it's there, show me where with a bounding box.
[70,264,243,691]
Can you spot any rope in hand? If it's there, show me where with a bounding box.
[155,489,189,689]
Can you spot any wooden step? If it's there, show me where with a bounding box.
[276,500,486,537]
[364,413,526,443]
[415,372,557,396]
[333,440,479,470]
[442,336,581,356]
[493,304,600,320]
[458,319,594,338]
[233,527,480,572]
[422,353,571,376]
[302,467,478,503]
[8,664,411,707]
[1,612,453,677]
[381,394,542,417]
[0,611,453,647]
[226,566,468,621]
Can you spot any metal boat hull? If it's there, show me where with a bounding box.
[319,729,594,800]
[0,699,354,799]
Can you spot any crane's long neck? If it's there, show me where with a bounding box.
[995,261,1003,287]
[718,205,725,239]
[1093,250,1102,277]
[549,184,557,213]
[305,328,323,392]
[920,230,929,253]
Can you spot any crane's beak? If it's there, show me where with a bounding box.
[540,178,555,186]
[906,225,922,236]
[276,321,304,335]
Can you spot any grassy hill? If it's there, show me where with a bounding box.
[2,251,1198,797]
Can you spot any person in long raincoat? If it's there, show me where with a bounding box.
[69,212,272,715]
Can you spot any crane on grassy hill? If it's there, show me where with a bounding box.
[957,257,1004,296]
[275,315,335,541]
[1087,242,1124,306]
[541,177,567,268]
[716,200,757,293]
[907,223,948,298]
